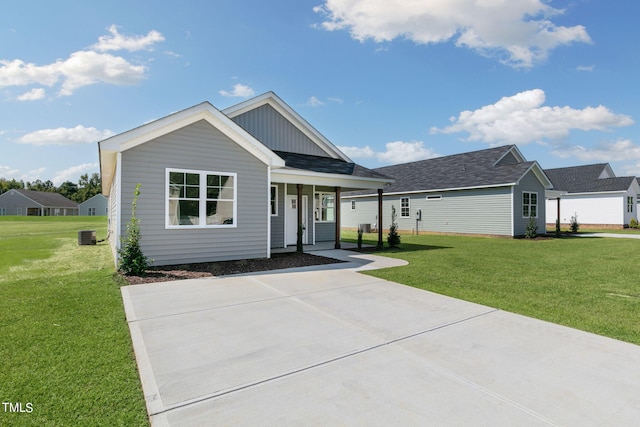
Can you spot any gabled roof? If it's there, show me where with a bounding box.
[545,164,636,193]
[99,101,286,194]
[346,145,551,196]
[10,189,78,208]
[223,92,351,162]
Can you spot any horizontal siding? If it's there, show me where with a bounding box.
[120,120,269,266]
[270,183,285,248]
[231,104,328,157]
[342,187,513,236]
[513,170,546,235]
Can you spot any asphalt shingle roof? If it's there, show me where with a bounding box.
[544,164,636,193]
[345,145,538,196]
[14,189,78,208]
[274,151,390,180]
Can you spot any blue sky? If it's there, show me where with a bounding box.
[1,0,639,185]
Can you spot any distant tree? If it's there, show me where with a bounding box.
[75,173,101,202]
[58,181,79,200]
[27,179,55,192]
[0,178,25,194]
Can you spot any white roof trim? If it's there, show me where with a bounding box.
[223,92,352,162]
[515,162,553,189]
[99,102,285,194]
[271,168,389,189]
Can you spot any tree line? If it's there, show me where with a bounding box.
[0,173,102,203]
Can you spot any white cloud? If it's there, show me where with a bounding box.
[314,0,591,68]
[340,140,439,164]
[0,165,21,178]
[219,83,255,98]
[16,125,115,146]
[16,88,45,101]
[577,65,594,72]
[52,163,98,186]
[92,25,165,52]
[551,139,640,163]
[306,96,326,107]
[431,89,634,144]
[57,51,146,96]
[0,25,161,96]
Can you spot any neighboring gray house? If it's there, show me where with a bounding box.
[99,92,391,266]
[544,164,640,228]
[342,145,552,237]
[78,194,108,216]
[0,189,78,216]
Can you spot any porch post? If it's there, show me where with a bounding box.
[377,188,384,250]
[297,184,303,253]
[334,186,341,249]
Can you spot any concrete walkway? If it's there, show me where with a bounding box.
[572,232,640,239]
[122,250,640,426]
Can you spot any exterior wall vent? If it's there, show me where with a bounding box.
[78,230,96,245]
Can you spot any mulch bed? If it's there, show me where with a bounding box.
[121,252,345,285]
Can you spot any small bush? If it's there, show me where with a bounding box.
[118,184,151,275]
[630,218,638,229]
[570,214,580,233]
[387,205,401,248]
[525,216,538,239]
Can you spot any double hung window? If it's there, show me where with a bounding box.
[522,192,538,218]
[400,197,410,218]
[315,193,335,222]
[167,169,236,227]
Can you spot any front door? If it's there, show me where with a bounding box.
[286,195,308,245]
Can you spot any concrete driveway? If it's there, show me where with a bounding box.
[122,250,640,426]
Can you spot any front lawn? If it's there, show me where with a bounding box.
[0,217,148,426]
[346,231,640,346]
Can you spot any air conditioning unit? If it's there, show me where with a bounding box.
[78,230,96,246]
[358,223,371,233]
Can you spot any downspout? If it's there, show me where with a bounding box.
[267,166,271,258]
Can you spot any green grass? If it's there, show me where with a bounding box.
[0,217,148,426]
[347,231,640,346]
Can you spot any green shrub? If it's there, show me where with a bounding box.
[570,214,580,233]
[387,205,401,248]
[525,216,538,239]
[118,183,151,275]
[630,218,638,229]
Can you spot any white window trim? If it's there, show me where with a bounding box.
[522,191,538,218]
[165,168,238,229]
[315,191,336,223]
[400,197,410,218]
[271,185,279,216]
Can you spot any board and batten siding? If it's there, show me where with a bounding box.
[343,186,514,236]
[231,104,328,157]
[119,119,269,266]
[512,169,547,236]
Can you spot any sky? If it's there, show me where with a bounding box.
[1,0,639,186]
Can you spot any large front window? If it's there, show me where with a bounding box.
[167,169,236,227]
[315,192,335,222]
[522,191,538,218]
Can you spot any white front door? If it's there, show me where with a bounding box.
[286,195,308,245]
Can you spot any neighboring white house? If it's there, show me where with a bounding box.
[98,92,391,266]
[0,189,78,216]
[342,145,552,237]
[78,194,108,216]
[545,164,640,228]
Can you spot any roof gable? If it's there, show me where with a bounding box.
[99,101,286,193]
[223,92,351,162]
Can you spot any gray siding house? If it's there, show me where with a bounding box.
[99,92,391,266]
[78,194,108,216]
[0,189,78,216]
[342,145,552,237]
